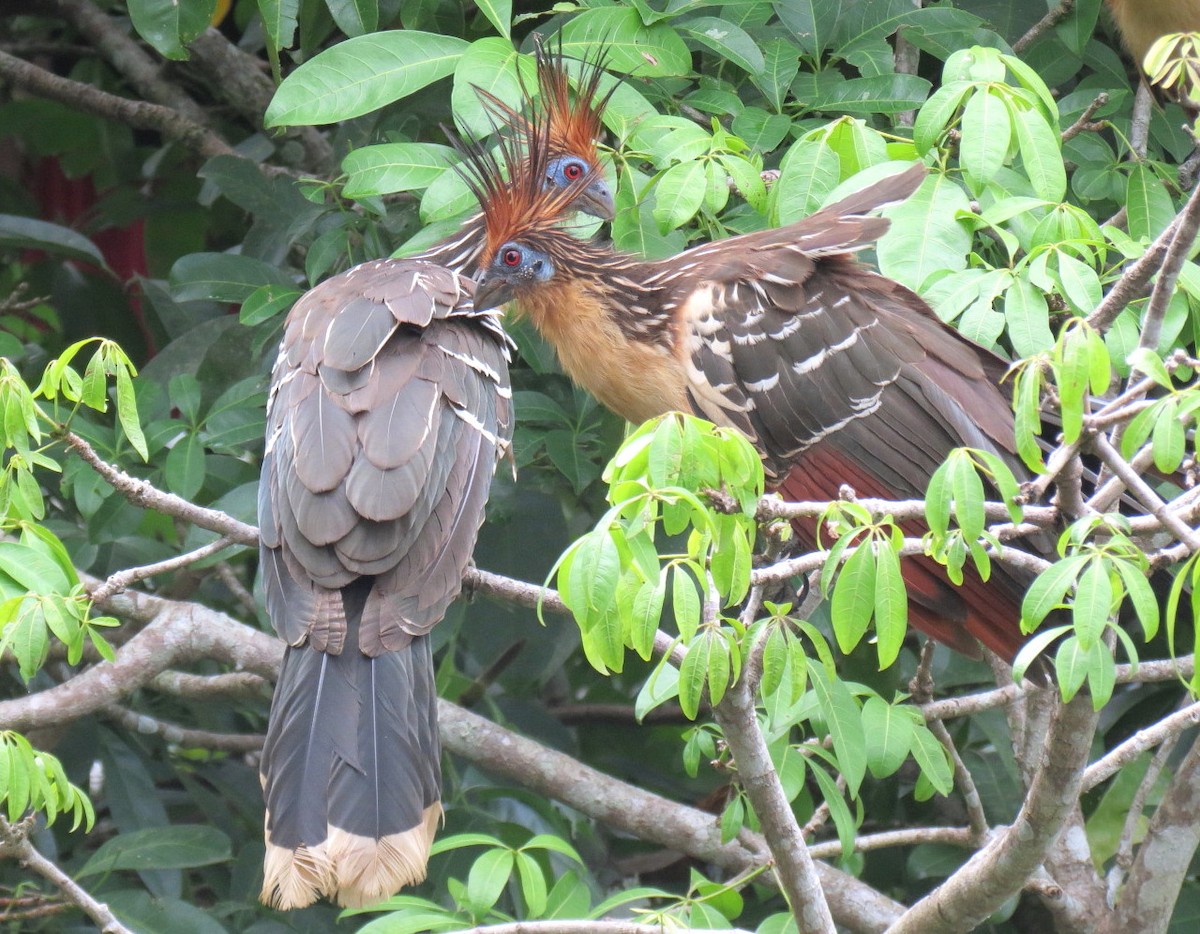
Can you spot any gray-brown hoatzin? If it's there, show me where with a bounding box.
[257,49,614,911]
[470,158,1038,665]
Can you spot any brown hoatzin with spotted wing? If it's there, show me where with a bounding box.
[469,157,1037,664]
[257,50,613,911]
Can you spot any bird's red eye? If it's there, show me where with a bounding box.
[564,162,583,180]
[502,248,522,267]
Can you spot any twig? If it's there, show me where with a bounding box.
[1013,0,1076,54]
[100,704,264,753]
[61,431,257,546]
[88,536,239,602]
[214,561,259,618]
[0,816,133,934]
[1061,92,1109,142]
[911,644,990,843]
[806,826,975,861]
[1082,699,1200,793]
[149,669,270,699]
[1091,433,1200,551]
[451,923,752,934]
[1130,82,1153,159]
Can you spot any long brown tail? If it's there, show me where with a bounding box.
[260,584,441,910]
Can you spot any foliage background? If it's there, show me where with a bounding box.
[1,0,1200,932]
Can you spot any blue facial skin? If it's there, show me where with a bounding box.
[545,155,616,220]
[474,243,556,310]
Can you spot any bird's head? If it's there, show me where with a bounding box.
[544,154,614,221]
[475,37,616,220]
[474,240,558,310]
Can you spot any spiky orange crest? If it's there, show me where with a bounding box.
[454,108,601,268]
[535,35,614,164]
[476,36,613,167]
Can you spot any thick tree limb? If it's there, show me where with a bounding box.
[886,694,1099,933]
[0,50,235,161]
[0,587,903,934]
[1103,734,1200,934]
[710,675,836,933]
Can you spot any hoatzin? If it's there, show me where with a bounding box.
[469,158,1036,665]
[257,49,613,910]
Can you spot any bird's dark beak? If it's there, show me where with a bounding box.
[578,179,616,221]
[474,277,516,311]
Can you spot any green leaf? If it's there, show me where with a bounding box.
[451,38,531,139]
[754,38,800,111]
[913,80,972,155]
[830,538,875,656]
[811,671,867,797]
[127,0,214,60]
[877,169,971,291]
[259,0,300,51]
[326,0,378,37]
[465,847,514,913]
[1022,555,1087,632]
[514,851,547,917]
[909,726,954,796]
[672,563,702,642]
[1055,635,1089,702]
[240,284,301,326]
[0,214,107,268]
[960,86,1012,190]
[79,826,232,877]
[772,139,840,225]
[630,575,667,660]
[560,7,691,77]
[1004,274,1054,357]
[678,632,711,719]
[1126,163,1175,241]
[1114,559,1159,641]
[1011,99,1067,202]
[680,17,764,74]
[873,541,907,669]
[473,0,512,38]
[170,253,294,304]
[342,143,457,198]
[266,32,469,126]
[861,697,914,778]
[1072,559,1112,649]
[653,160,708,231]
[164,434,206,500]
[114,365,148,461]
[808,761,856,856]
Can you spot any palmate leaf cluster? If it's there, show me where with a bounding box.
[3,0,1200,930]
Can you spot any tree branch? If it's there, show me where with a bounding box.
[887,694,1099,933]
[0,817,133,934]
[0,50,234,162]
[711,676,836,933]
[1103,733,1200,934]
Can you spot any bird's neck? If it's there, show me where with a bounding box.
[515,268,688,424]
[411,212,487,276]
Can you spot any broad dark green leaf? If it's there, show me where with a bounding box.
[560,7,691,77]
[343,143,457,198]
[169,253,294,304]
[266,32,469,126]
[0,214,107,268]
[127,0,214,60]
[679,17,764,74]
[79,826,232,877]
